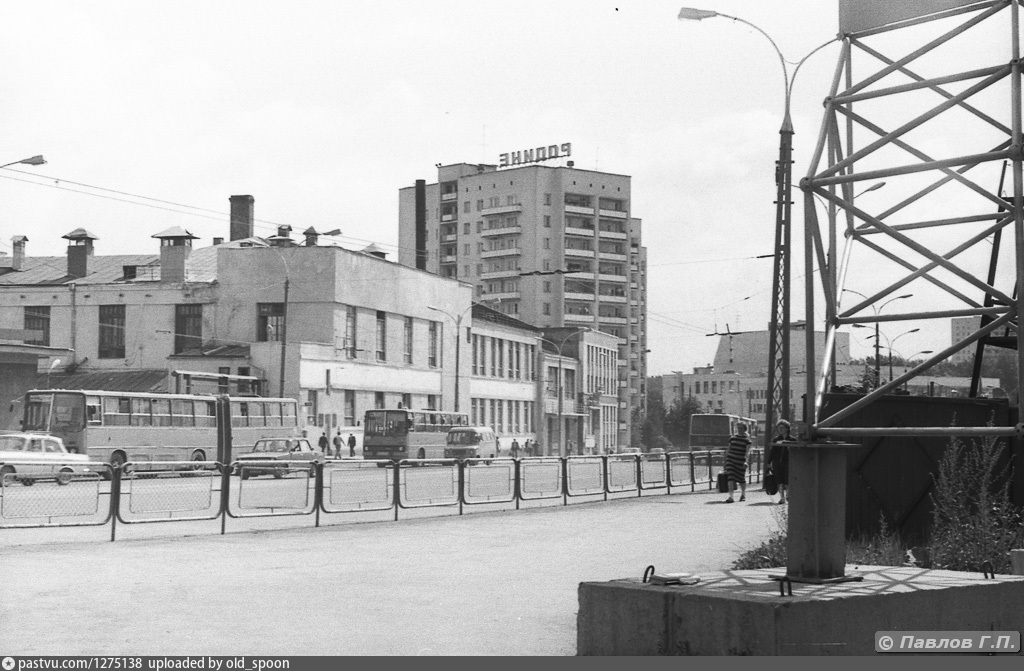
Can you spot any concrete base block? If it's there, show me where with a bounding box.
[578,566,1024,655]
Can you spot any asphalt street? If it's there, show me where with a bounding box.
[0,487,781,656]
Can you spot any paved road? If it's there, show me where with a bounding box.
[0,488,782,656]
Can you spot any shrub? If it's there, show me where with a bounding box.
[847,515,910,567]
[732,506,788,569]
[928,435,1024,574]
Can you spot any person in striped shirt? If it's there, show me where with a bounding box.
[724,423,751,503]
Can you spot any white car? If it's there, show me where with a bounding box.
[0,433,93,486]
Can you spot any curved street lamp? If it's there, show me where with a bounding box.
[678,8,836,440]
[846,290,913,387]
[0,155,46,170]
[427,304,474,413]
[538,328,590,457]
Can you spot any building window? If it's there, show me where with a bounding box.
[344,305,357,358]
[404,316,414,364]
[344,390,356,425]
[543,281,551,293]
[476,199,483,212]
[543,238,550,250]
[429,322,439,368]
[544,215,551,228]
[543,303,551,316]
[306,390,318,426]
[544,193,552,205]
[401,393,412,409]
[23,306,50,347]
[427,394,437,410]
[463,201,470,214]
[376,311,387,361]
[257,303,284,342]
[374,392,385,409]
[174,304,203,354]
[98,304,126,359]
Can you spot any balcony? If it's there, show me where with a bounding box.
[599,208,628,219]
[565,225,595,237]
[565,204,595,216]
[565,313,594,324]
[599,316,627,325]
[480,269,520,280]
[441,214,456,223]
[598,229,628,241]
[481,203,523,216]
[598,252,628,262]
[565,248,595,258]
[597,294,627,303]
[441,192,458,202]
[565,291,594,301]
[480,290,519,301]
[440,255,457,264]
[441,234,458,243]
[480,225,521,237]
[481,247,522,259]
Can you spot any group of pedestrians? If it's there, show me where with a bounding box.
[318,430,358,458]
[723,419,791,505]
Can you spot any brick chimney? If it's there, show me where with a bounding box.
[62,228,98,278]
[229,195,255,241]
[153,226,198,283]
[303,227,318,247]
[11,235,27,271]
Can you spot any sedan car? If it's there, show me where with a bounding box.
[234,438,324,479]
[0,433,93,486]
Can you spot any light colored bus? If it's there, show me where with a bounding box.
[362,409,469,462]
[20,389,300,469]
[688,413,760,451]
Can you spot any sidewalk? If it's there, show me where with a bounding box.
[0,490,783,656]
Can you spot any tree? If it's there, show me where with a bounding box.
[664,397,702,448]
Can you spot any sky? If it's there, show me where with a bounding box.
[0,1,1014,377]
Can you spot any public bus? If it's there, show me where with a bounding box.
[362,409,470,462]
[20,389,300,469]
[688,413,760,451]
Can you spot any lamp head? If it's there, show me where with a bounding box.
[678,7,719,21]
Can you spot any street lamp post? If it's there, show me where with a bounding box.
[427,304,473,413]
[538,329,589,458]
[678,8,835,442]
[845,290,913,388]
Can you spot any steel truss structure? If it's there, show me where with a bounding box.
[801,0,1024,439]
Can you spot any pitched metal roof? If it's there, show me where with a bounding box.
[168,344,250,358]
[40,369,169,393]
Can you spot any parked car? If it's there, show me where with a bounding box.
[0,433,93,486]
[234,438,323,479]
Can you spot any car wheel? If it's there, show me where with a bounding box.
[56,468,74,486]
[21,477,34,487]
[272,471,283,479]
[240,470,250,481]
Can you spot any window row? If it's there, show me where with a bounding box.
[470,398,535,435]
[471,335,536,381]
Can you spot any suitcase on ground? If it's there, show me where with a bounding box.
[717,471,729,493]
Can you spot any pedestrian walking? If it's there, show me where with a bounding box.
[724,423,751,503]
[347,432,357,458]
[318,431,330,456]
[523,439,533,457]
[494,437,501,458]
[332,430,343,458]
[511,439,521,459]
[768,419,793,505]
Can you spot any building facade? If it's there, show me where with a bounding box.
[397,161,646,448]
[950,316,982,365]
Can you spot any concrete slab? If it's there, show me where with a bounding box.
[578,566,1024,655]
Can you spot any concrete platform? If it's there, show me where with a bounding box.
[578,565,1024,655]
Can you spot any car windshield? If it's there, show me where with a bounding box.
[252,439,295,452]
[447,431,480,445]
[0,436,27,451]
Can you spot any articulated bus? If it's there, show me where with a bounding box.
[363,409,469,462]
[688,413,760,451]
[20,389,300,469]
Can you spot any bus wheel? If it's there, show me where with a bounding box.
[0,465,14,486]
[56,468,74,486]
[20,477,34,487]
[185,451,206,476]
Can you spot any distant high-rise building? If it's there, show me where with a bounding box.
[398,161,647,448]
[950,316,982,364]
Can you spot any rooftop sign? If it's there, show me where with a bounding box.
[499,143,571,168]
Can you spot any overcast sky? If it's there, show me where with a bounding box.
[0,1,1012,376]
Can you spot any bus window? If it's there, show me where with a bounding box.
[171,399,193,427]
[152,399,172,427]
[265,402,282,427]
[196,401,216,428]
[50,393,85,432]
[86,397,102,426]
[282,402,297,427]
[248,402,266,427]
[130,398,153,426]
[104,397,129,426]
[231,402,249,428]
[23,394,53,432]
